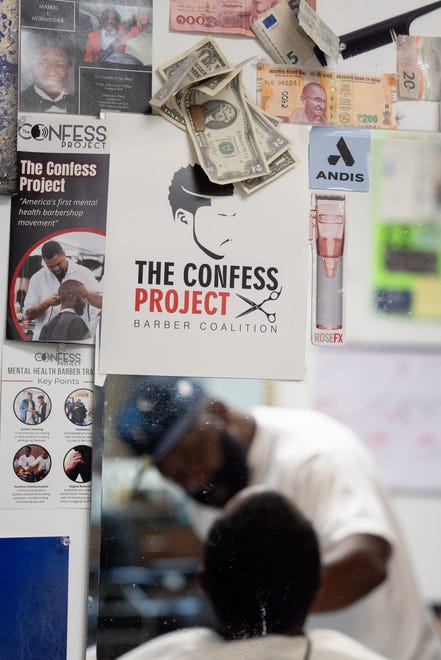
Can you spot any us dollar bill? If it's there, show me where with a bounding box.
[238,149,297,194]
[150,51,201,108]
[245,97,291,163]
[157,36,231,84]
[180,73,270,184]
[154,37,233,127]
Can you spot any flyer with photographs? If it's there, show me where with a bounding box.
[100,115,309,380]
[0,342,94,509]
[6,114,109,345]
[19,0,152,116]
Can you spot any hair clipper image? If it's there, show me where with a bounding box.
[310,194,346,331]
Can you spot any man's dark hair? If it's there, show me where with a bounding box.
[99,7,121,28]
[58,279,83,301]
[168,163,233,218]
[42,240,64,260]
[203,490,320,639]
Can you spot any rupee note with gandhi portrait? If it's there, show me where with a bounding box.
[257,63,397,129]
[180,73,270,184]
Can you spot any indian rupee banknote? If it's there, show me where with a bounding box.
[257,62,397,129]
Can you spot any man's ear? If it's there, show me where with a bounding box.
[174,208,193,226]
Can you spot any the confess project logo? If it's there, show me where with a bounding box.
[308,126,370,192]
[18,120,107,150]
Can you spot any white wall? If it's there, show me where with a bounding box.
[1,4,440,659]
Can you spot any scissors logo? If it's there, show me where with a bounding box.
[235,288,282,324]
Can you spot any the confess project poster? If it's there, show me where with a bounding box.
[7,114,109,344]
[100,115,309,380]
[0,342,93,509]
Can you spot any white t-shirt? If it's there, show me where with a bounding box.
[33,455,51,472]
[186,407,441,660]
[24,259,101,340]
[117,627,387,660]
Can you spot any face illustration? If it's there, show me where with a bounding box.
[203,101,237,128]
[214,103,236,123]
[193,196,238,259]
[301,84,327,124]
[44,252,69,279]
[33,47,70,99]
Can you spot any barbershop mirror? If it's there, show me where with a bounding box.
[88,374,267,657]
[88,346,441,659]
[87,134,441,658]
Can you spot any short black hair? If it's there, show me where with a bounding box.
[168,163,233,218]
[58,279,83,301]
[42,240,64,260]
[99,7,121,28]
[203,490,320,639]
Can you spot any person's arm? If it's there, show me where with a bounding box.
[25,292,60,320]
[85,289,102,309]
[311,532,392,612]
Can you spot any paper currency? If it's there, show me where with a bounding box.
[245,97,291,163]
[150,51,201,108]
[153,41,252,127]
[154,37,233,127]
[298,0,340,61]
[238,149,297,193]
[180,73,270,184]
[397,35,441,101]
[257,63,397,129]
[251,0,316,66]
[157,36,231,84]
[170,0,283,38]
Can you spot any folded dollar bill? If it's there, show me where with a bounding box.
[238,149,297,194]
[180,73,271,184]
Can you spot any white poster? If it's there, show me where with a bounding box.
[1,342,94,508]
[100,115,309,380]
[311,347,441,492]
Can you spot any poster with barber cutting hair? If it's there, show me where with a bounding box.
[6,114,110,345]
[100,115,309,380]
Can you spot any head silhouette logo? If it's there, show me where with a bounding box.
[327,137,355,167]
